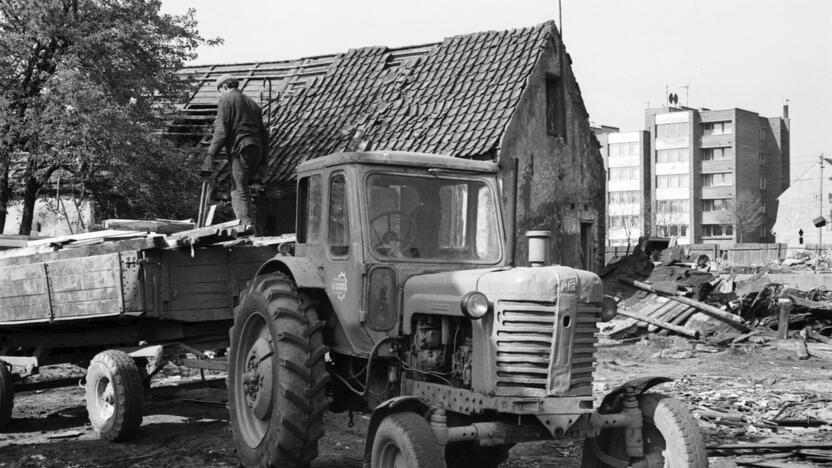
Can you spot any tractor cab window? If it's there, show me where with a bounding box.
[297,174,322,243]
[366,173,501,263]
[328,173,350,257]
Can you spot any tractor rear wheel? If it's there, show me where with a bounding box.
[370,412,447,468]
[0,360,13,430]
[581,393,707,468]
[85,350,144,441]
[228,273,329,468]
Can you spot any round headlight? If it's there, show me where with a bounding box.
[460,291,490,319]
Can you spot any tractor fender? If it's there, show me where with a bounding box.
[254,256,325,289]
[362,396,431,468]
[598,376,673,413]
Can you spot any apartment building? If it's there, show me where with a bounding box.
[644,105,790,246]
[595,127,651,246]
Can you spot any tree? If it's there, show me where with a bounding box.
[0,0,220,234]
[723,191,764,243]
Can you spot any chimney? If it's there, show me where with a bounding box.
[783,102,789,120]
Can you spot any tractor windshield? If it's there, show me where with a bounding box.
[366,173,502,263]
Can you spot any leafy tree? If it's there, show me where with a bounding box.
[0,0,219,234]
[722,191,764,243]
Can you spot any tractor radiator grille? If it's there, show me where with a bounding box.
[494,301,599,395]
[494,301,557,390]
[570,304,600,396]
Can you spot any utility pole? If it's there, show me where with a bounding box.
[820,154,824,250]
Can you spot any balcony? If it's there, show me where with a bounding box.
[701,134,733,148]
[700,160,734,173]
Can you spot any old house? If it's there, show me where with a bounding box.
[175,21,606,271]
[772,158,831,247]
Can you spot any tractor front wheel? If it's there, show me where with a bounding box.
[581,393,707,468]
[370,412,447,468]
[228,273,329,468]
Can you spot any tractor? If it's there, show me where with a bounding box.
[228,151,707,467]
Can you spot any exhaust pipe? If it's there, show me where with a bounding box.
[526,230,551,267]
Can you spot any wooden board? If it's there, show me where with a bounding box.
[0,263,51,322]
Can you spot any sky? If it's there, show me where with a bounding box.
[161,0,832,180]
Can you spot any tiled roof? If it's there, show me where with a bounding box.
[176,22,555,185]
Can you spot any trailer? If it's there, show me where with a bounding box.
[0,220,289,440]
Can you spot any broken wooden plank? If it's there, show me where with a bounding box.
[709,442,832,451]
[618,277,749,332]
[103,219,195,234]
[615,309,700,339]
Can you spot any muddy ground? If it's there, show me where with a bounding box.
[0,336,829,467]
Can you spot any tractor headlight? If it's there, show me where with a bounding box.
[460,291,490,319]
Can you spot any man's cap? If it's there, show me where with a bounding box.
[214,74,238,90]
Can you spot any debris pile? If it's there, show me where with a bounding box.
[601,247,832,355]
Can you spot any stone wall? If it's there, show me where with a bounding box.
[498,33,606,273]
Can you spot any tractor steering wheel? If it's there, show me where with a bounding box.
[370,210,418,256]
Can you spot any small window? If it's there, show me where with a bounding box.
[760,177,766,190]
[546,75,566,140]
[760,128,767,141]
[759,152,766,164]
[328,173,350,257]
[297,175,322,243]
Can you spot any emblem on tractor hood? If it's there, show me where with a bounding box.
[332,272,348,301]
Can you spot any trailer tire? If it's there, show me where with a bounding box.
[0,360,13,430]
[229,273,329,468]
[581,393,707,468]
[445,442,512,468]
[85,350,143,441]
[371,412,446,468]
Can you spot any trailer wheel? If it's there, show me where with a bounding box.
[229,273,328,468]
[371,412,446,468]
[581,393,707,468]
[0,360,13,430]
[85,350,143,441]
[445,442,512,468]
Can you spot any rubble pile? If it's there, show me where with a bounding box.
[601,247,832,357]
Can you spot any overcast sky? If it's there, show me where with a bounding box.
[161,0,832,180]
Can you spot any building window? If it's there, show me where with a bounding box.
[656,122,689,138]
[656,174,689,188]
[546,75,566,140]
[702,121,733,135]
[761,199,767,213]
[702,172,732,187]
[657,199,690,214]
[759,152,766,164]
[609,215,640,230]
[656,148,689,163]
[703,198,730,212]
[609,166,640,181]
[609,142,641,158]
[702,147,734,161]
[760,128,767,141]
[609,190,641,204]
[760,177,766,189]
[760,224,767,237]
[702,224,734,237]
[656,224,689,237]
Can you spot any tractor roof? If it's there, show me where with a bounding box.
[297,151,499,174]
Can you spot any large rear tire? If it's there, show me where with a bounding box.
[581,393,707,468]
[0,360,13,430]
[228,273,329,468]
[85,350,144,441]
[371,412,447,468]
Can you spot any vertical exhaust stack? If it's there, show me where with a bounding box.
[526,230,551,267]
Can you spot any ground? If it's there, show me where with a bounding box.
[0,336,829,467]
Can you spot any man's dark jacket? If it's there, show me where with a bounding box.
[207,89,268,158]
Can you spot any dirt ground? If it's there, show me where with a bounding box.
[1,336,830,467]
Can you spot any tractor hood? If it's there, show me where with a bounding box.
[401,265,602,334]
